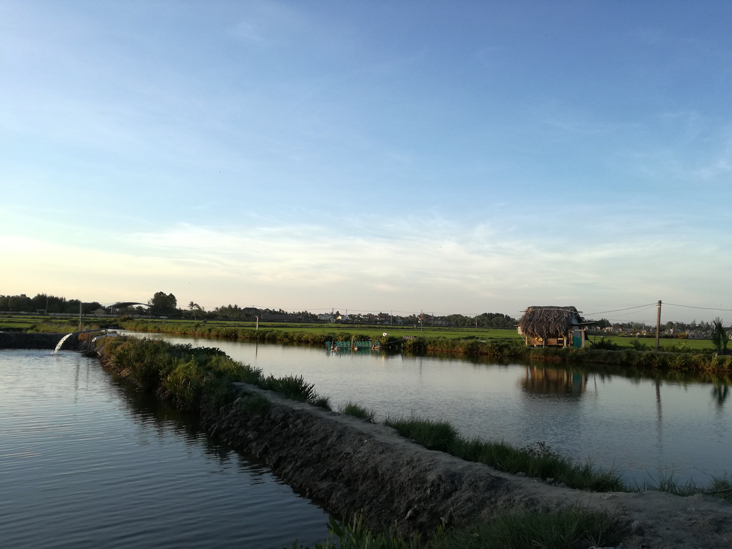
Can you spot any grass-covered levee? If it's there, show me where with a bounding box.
[98,336,731,549]
[98,336,627,548]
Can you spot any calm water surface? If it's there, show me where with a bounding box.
[0,349,330,548]
[135,333,731,485]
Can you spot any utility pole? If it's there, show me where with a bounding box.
[655,300,662,351]
[79,302,83,332]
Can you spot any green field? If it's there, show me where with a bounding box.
[588,333,718,351]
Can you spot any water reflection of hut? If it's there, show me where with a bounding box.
[520,366,588,398]
[517,306,595,348]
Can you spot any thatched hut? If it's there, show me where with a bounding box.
[517,306,594,348]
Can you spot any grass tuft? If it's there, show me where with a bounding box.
[385,417,459,453]
[341,402,376,422]
[312,396,332,410]
[262,374,316,402]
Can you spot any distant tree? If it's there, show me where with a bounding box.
[149,292,177,316]
[8,294,32,312]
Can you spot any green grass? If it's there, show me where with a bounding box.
[0,314,120,333]
[384,416,625,492]
[341,402,376,422]
[589,333,717,351]
[430,507,621,549]
[383,415,732,500]
[118,318,521,343]
[290,509,622,549]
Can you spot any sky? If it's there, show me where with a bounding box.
[2,1,732,324]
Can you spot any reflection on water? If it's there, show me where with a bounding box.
[712,382,730,408]
[0,350,329,549]
[520,366,588,398]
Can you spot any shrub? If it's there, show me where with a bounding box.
[592,337,619,350]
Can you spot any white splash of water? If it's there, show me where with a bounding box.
[53,333,73,353]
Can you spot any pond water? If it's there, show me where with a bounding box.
[0,349,330,548]
[133,333,732,485]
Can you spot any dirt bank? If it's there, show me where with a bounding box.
[0,332,80,350]
[196,383,732,549]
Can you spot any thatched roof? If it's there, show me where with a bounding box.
[518,306,584,339]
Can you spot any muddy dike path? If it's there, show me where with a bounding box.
[193,383,731,549]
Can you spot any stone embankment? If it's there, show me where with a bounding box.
[201,383,732,549]
[0,331,79,350]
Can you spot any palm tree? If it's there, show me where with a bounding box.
[711,317,728,354]
[188,301,202,321]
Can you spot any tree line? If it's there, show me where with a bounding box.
[0,293,103,314]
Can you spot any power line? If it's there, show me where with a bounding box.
[664,303,732,312]
[584,303,657,316]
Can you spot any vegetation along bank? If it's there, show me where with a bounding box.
[96,336,732,548]
[114,318,732,374]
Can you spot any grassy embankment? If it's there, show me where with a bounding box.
[98,337,730,548]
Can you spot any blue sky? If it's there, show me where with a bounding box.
[2,1,732,323]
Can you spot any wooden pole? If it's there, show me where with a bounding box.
[655,300,662,351]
